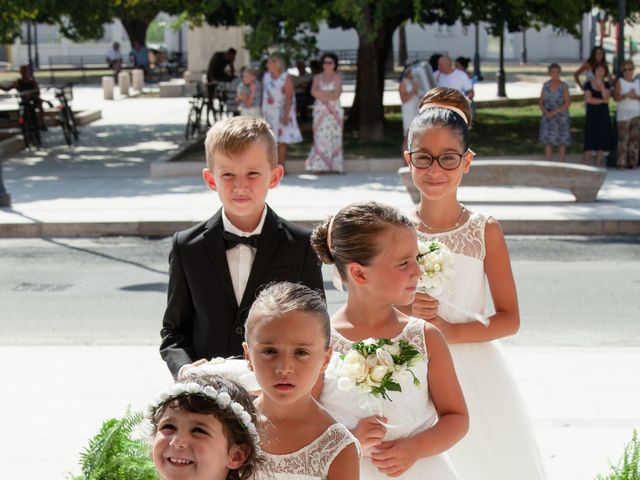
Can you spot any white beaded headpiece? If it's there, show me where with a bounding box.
[147,382,260,450]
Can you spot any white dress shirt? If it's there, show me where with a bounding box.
[222,207,267,305]
[435,69,473,94]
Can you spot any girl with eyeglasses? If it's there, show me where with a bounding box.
[402,87,548,480]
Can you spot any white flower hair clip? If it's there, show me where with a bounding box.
[147,382,260,450]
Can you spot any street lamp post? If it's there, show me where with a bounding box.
[473,22,484,81]
[497,25,507,97]
[618,0,626,72]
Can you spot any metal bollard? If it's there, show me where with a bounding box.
[0,161,11,207]
[118,71,130,96]
[132,68,144,91]
[102,76,114,100]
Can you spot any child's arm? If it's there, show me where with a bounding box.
[370,324,468,476]
[327,443,360,480]
[422,219,520,343]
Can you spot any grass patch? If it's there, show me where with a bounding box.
[290,100,602,159]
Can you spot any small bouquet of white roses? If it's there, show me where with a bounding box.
[327,338,422,403]
[416,240,454,296]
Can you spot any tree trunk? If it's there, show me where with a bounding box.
[355,35,384,142]
[398,23,408,66]
[118,8,158,47]
[347,18,402,140]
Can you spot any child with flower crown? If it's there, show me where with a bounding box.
[148,373,261,480]
[405,86,548,479]
[311,201,468,480]
[242,282,360,480]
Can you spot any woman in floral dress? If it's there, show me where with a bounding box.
[261,54,302,168]
[306,52,344,173]
[538,63,571,161]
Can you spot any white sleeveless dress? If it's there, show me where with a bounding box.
[320,318,458,480]
[254,423,358,480]
[261,71,303,144]
[417,211,547,480]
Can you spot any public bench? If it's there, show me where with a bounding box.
[46,55,109,83]
[398,159,607,203]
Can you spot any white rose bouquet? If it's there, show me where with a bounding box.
[416,240,454,296]
[327,338,422,403]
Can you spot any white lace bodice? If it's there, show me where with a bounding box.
[320,318,438,441]
[417,211,490,324]
[255,423,357,480]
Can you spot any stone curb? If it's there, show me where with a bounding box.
[1,218,638,238]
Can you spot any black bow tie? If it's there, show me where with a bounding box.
[223,231,261,250]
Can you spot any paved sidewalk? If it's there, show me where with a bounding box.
[3,346,639,480]
[1,86,639,237]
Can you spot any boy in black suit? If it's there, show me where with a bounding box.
[160,116,324,378]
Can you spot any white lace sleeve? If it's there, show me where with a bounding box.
[260,423,359,479]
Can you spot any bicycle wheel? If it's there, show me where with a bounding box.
[67,106,79,141]
[59,109,72,146]
[185,104,200,139]
[25,106,41,148]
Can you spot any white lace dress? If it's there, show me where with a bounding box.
[254,423,358,480]
[417,211,547,480]
[320,318,458,480]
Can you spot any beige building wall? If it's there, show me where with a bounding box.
[187,24,249,75]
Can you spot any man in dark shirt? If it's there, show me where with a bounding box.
[0,65,46,130]
[206,48,237,83]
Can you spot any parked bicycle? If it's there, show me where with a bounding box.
[184,80,235,140]
[185,82,208,139]
[44,83,78,146]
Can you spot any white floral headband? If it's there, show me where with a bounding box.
[147,382,260,450]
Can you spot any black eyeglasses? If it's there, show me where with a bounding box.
[408,150,468,170]
[623,67,634,72]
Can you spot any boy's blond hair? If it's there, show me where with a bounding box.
[204,116,277,169]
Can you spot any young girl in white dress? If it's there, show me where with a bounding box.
[405,86,548,479]
[311,201,468,479]
[242,282,360,480]
[149,374,261,480]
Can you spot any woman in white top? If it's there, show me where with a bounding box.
[399,66,420,151]
[613,60,640,169]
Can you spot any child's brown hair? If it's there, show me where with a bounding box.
[205,116,277,170]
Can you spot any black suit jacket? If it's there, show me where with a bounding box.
[160,206,324,377]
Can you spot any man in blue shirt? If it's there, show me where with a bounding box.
[129,40,150,74]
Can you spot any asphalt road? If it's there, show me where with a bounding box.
[1,235,639,347]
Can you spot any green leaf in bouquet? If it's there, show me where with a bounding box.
[596,429,640,480]
[73,407,159,480]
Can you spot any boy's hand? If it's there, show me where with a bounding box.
[177,358,208,379]
[352,416,387,456]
